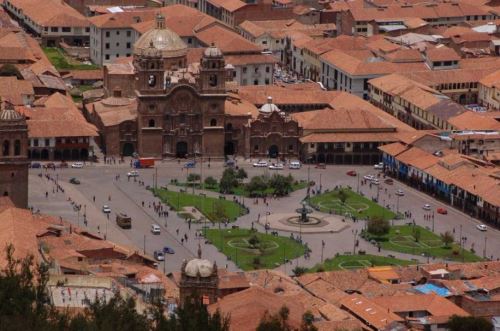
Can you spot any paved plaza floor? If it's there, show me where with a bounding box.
[28,157,500,275]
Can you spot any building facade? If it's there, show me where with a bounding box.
[0,102,28,208]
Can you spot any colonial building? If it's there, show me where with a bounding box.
[0,102,28,208]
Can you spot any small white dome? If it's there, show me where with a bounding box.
[204,43,223,58]
[185,258,214,277]
[259,96,280,113]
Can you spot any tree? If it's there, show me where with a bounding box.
[235,168,248,182]
[0,64,22,79]
[367,217,390,236]
[292,266,307,277]
[212,200,228,222]
[204,176,217,189]
[256,306,292,331]
[300,311,318,331]
[187,173,201,185]
[447,315,493,331]
[248,234,260,248]
[440,231,454,248]
[413,226,421,243]
[337,189,348,205]
[269,174,293,197]
[246,176,268,196]
[219,169,238,194]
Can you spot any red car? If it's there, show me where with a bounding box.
[346,170,357,177]
[437,207,447,215]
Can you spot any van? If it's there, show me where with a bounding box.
[116,213,132,229]
[151,224,161,234]
[289,161,301,169]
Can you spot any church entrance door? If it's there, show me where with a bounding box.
[268,145,279,158]
[122,143,134,156]
[176,141,188,158]
[224,141,235,155]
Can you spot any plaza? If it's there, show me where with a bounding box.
[28,158,500,274]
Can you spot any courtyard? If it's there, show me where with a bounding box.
[204,228,306,271]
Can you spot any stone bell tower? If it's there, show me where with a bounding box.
[0,101,28,208]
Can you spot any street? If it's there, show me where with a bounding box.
[28,158,500,274]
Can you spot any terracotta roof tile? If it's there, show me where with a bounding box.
[378,142,408,157]
[448,111,500,130]
[425,45,461,62]
[0,77,34,105]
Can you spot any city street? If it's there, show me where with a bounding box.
[29,158,500,274]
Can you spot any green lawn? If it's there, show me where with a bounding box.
[153,188,246,222]
[308,254,413,272]
[309,189,396,221]
[43,47,100,70]
[364,225,481,262]
[205,228,306,270]
[173,180,308,197]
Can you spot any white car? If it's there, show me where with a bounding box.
[127,170,139,177]
[395,189,404,196]
[423,204,431,211]
[102,205,111,213]
[289,161,301,169]
[269,163,284,170]
[363,175,375,181]
[71,162,84,168]
[151,224,161,234]
[371,178,380,185]
[374,162,384,170]
[476,224,487,232]
[253,160,268,167]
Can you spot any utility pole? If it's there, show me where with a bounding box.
[321,240,325,263]
[483,235,488,259]
[143,234,146,254]
[356,172,360,193]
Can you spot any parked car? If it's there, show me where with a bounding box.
[69,178,80,185]
[269,163,284,170]
[288,161,301,169]
[363,174,375,181]
[371,178,380,185]
[395,189,404,196]
[30,162,41,168]
[423,204,431,211]
[384,178,394,185]
[151,224,161,234]
[71,162,84,168]
[437,207,447,215]
[225,159,236,168]
[476,224,487,231]
[127,170,139,177]
[184,161,196,168]
[102,205,111,213]
[315,163,326,169]
[253,160,268,167]
[163,246,175,254]
[374,162,384,170]
[346,170,357,177]
[154,250,164,261]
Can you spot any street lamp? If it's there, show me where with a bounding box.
[321,240,325,263]
[352,229,358,254]
[483,235,488,259]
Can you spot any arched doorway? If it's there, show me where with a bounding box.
[41,149,49,160]
[317,153,325,163]
[268,145,279,158]
[224,141,235,155]
[71,149,79,160]
[122,143,134,157]
[32,149,40,159]
[63,149,71,160]
[80,149,89,159]
[176,141,188,158]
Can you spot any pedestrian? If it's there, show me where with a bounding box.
[142,201,144,207]
[176,228,179,235]
[108,195,111,201]
[45,191,48,198]
[93,196,95,202]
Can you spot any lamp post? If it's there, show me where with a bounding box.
[483,235,488,259]
[321,240,325,263]
[200,193,207,237]
[352,229,358,255]
[356,172,360,193]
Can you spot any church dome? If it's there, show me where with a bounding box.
[204,43,223,58]
[134,13,187,58]
[0,103,23,121]
[184,258,214,277]
[259,96,280,113]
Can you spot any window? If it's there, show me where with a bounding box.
[254,145,259,151]
[265,66,270,73]
[116,31,120,35]
[126,42,131,49]
[209,74,217,87]
[14,140,21,155]
[2,140,9,156]
[148,119,155,127]
[288,144,293,151]
[127,30,131,37]
[254,67,259,73]
[254,80,258,85]
[62,27,70,32]
[105,54,110,60]
[85,27,90,33]
[242,67,247,74]
[105,31,110,37]
[50,27,58,32]
[148,104,155,112]
[148,75,156,87]
[116,54,119,58]
[116,42,120,47]
[45,139,50,146]
[179,114,186,124]
[265,79,270,85]
[33,139,38,147]
[210,118,217,126]
[105,43,110,49]
[188,37,192,44]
